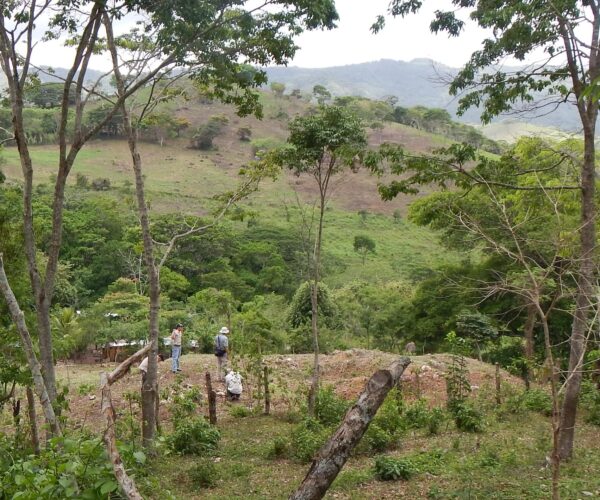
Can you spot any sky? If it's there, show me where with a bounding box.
[288,0,491,69]
[25,0,491,73]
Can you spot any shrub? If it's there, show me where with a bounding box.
[504,389,552,416]
[168,417,220,455]
[290,418,329,463]
[404,399,431,429]
[189,459,218,489]
[373,388,405,435]
[315,385,349,426]
[266,436,290,459]
[373,456,416,481]
[427,407,447,435]
[229,405,252,418]
[364,423,393,452]
[580,381,600,426]
[0,435,117,499]
[452,402,484,433]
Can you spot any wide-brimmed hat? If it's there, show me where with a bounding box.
[219,326,229,334]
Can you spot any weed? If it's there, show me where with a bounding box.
[332,468,373,490]
[374,455,417,481]
[188,459,218,489]
[504,388,552,416]
[229,405,252,418]
[77,382,95,395]
[266,436,290,459]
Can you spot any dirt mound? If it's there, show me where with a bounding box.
[51,350,523,432]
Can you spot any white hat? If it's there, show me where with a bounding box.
[219,326,229,334]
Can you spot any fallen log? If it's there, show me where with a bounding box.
[100,343,151,500]
[290,357,411,500]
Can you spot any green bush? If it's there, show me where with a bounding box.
[290,418,329,463]
[0,435,118,499]
[452,402,484,433]
[229,405,252,418]
[427,407,447,435]
[315,385,349,427]
[505,388,552,416]
[404,399,431,429]
[168,417,221,455]
[364,423,394,452]
[266,436,290,459]
[374,456,416,481]
[372,388,405,434]
[580,381,600,426]
[189,459,218,489]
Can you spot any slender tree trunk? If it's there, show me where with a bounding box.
[308,191,326,417]
[523,302,536,360]
[558,125,596,460]
[537,306,561,500]
[0,256,61,436]
[26,386,40,455]
[104,16,160,447]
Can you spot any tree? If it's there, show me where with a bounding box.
[374,0,600,460]
[312,84,331,105]
[268,106,367,415]
[191,115,229,150]
[353,235,376,265]
[270,81,286,97]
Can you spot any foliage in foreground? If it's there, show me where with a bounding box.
[0,434,120,500]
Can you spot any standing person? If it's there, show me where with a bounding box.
[171,323,184,373]
[225,370,243,401]
[214,326,229,381]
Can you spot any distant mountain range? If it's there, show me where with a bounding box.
[1,59,582,132]
[265,59,582,133]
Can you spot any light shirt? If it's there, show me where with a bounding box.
[215,334,229,350]
[225,371,243,395]
[171,329,182,346]
[139,356,148,373]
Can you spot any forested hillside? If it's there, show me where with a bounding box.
[2,2,600,500]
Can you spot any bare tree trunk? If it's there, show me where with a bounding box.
[291,357,411,500]
[0,256,61,436]
[205,372,217,425]
[523,302,536,360]
[559,126,596,460]
[26,386,40,455]
[100,344,150,500]
[104,17,160,447]
[308,187,327,417]
[537,308,561,500]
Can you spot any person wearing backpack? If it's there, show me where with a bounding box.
[214,326,229,381]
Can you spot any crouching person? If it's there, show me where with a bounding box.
[225,370,243,401]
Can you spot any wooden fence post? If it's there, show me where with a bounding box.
[264,366,271,415]
[290,357,411,500]
[205,372,217,425]
[495,363,501,406]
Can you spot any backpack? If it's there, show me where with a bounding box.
[214,335,226,357]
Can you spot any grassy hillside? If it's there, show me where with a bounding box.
[1,90,465,287]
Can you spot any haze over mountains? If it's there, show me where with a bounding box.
[265,58,582,133]
[1,58,581,133]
